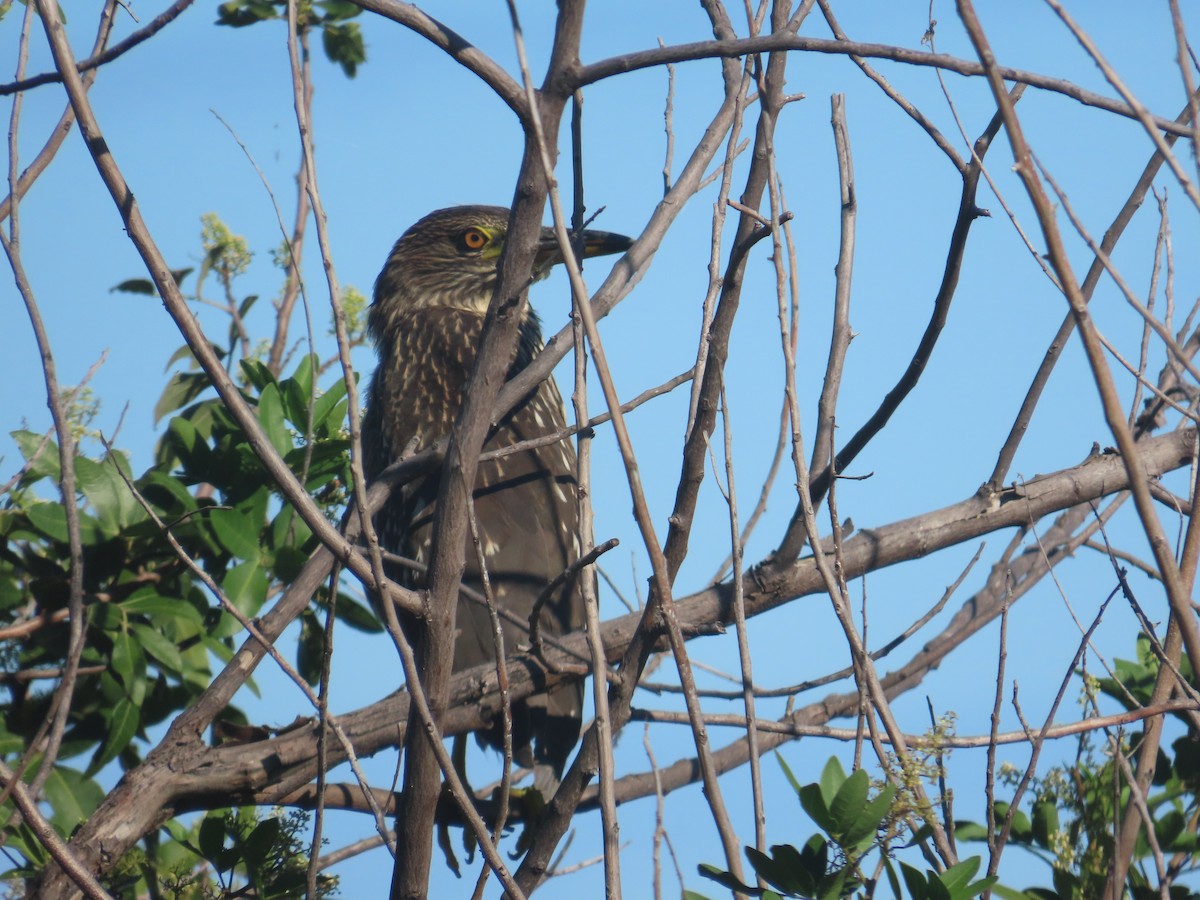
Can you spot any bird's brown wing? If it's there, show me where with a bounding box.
[365,308,587,780]
[471,379,585,776]
[402,378,586,778]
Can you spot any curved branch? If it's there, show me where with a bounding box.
[0,0,196,96]
[774,85,1014,561]
[987,96,1197,490]
[46,427,1196,888]
[576,33,1195,139]
[347,0,527,117]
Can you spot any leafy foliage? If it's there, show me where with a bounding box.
[0,216,374,891]
[948,635,1200,899]
[696,696,1200,900]
[104,808,338,898]
[695,756,996,900]
[215,0,367,77]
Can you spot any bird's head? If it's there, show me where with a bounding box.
[370,205,631,338]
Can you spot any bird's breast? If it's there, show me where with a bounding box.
[371,308,519,460]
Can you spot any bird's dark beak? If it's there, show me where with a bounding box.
[535,226,632,271]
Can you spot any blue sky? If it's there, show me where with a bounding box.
[4,1,1200,897]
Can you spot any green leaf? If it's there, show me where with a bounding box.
[110,277,157,295]
[330,591,384,633]
[775,751,803,796]
[828,767,869,838]
[311,377,348,431]
[209,506,263,561]
[11,429,60,481]
[281,354,317,428]
[215,0,280,27]
[297,610,324,686]
[950,820,990,843]
[91,697,140,772]
[1154,808,1186,849]
[75,453,144,532]
[257,382,293,456]
[819,756,847,805]
[198,814,228,865]
[164,414,204,467]
[25,501,101,544]
[4,820,52,867]
[1031,799,1059,849]
[994,801,1032,843]
[928,875,953,900]
[42,766,105,832]
[131,622,185,673]
[817,865,851,900]
[0,721,25,756]
[1051,867,1079,899]
[961,877,998,899]
[139,468,200,513]
[166,412,199,451]
[155,371,211,423]
[241,815,281,868]
[884,857,904,899]
[237,293,259,320]
[271,544,308,583]
[696,863,761,895]
[217,560,269,635]
[900,861,929,900]
[851,781,896,845]
[109,628,136,686]
[239,357,276,393]
[755,843,819,896]
[120,589,203,624]
[110,267,191,296]
[321,20,365,77]
[988,886,1038,900]
[1173,734,1200,788]
[799,782,835,834]
[746,847,794,895]
[164,342,198,370]
[939,858,982,893]
[315,0,362,21]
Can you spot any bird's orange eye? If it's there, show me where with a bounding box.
[462,228,488,251]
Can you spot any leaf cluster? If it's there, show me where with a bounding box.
[0,345,375,890]
[695,757,995,900]
[947,634,1200,899]
[95,807,338,898]
[215,0,366,77]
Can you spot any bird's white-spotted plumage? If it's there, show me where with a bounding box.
[360,206,630,783]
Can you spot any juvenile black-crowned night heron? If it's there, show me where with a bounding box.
[361,205,631,786]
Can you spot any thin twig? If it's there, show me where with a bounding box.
[570,30,1200,139]
[563,84,623,899]
[100,436,396,851]
[958,0,1200,694]
[3,0,92,801]
[0,0,193,96]
[467,499,513,900]
[626,700,1200,748]
[718,384,765,858]
[1044,0,1200,211]
[778,84,1009,560]
[0,761,113,899]
[987,95,1197,489]
[809,88,857,488]
[1114,740,1171,899]
[985,581,1010,863]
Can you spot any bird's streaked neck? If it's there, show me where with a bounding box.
[368,280,540,345]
